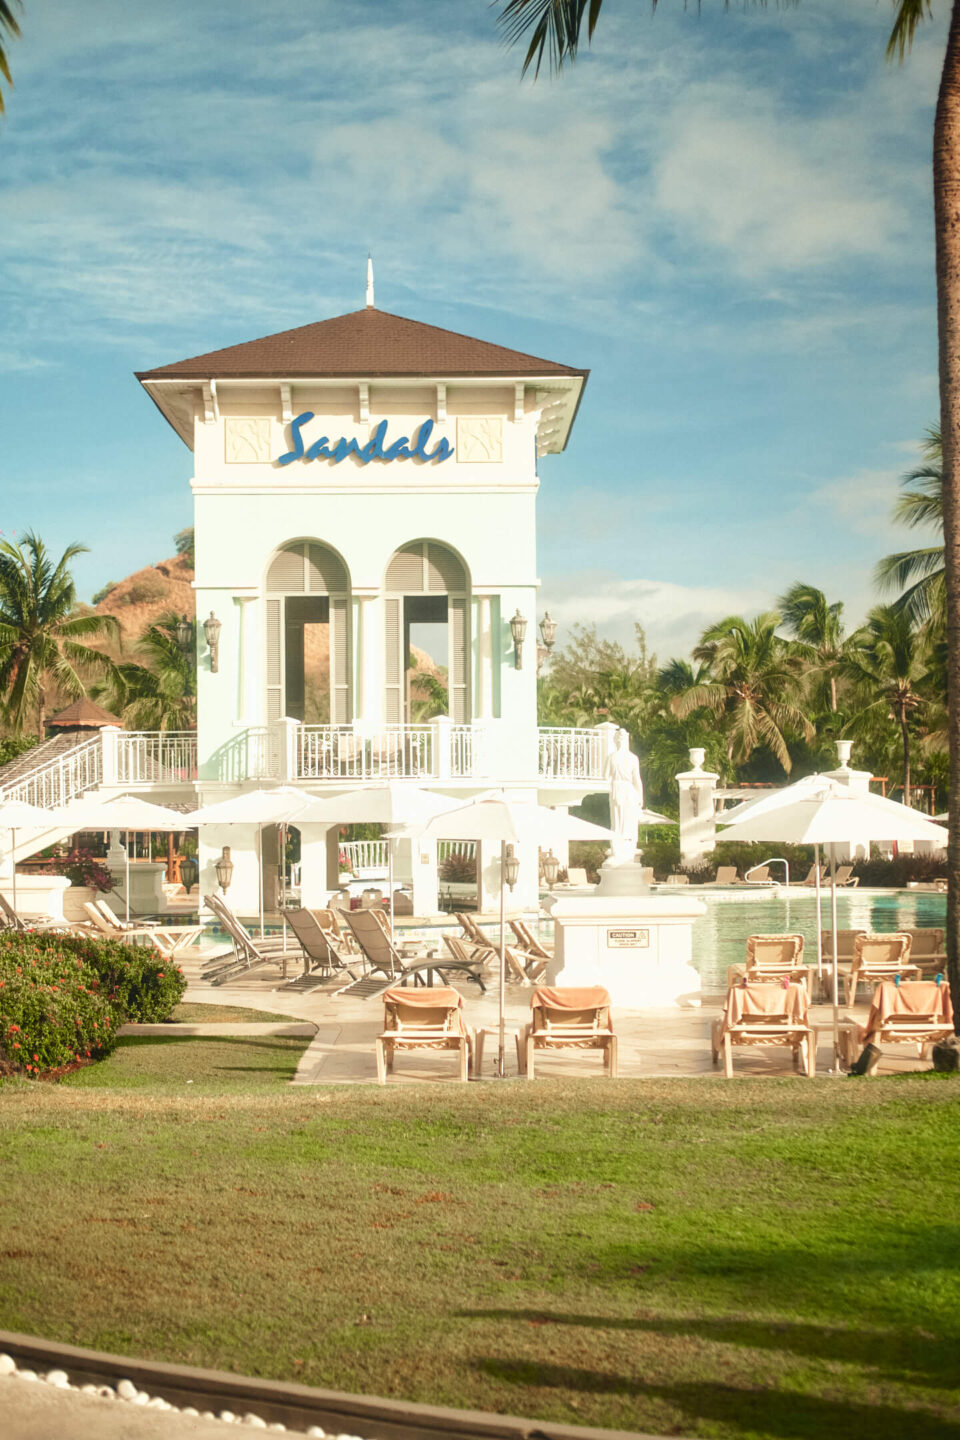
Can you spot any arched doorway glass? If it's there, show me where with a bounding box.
[264,541,351,727]
[383,541,470,723]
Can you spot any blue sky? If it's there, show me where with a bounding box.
[0,0,949,658]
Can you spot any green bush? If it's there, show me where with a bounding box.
[0,932,186,1077]
[439,852,477,882]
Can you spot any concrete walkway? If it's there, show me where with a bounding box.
[169,943,934,1085]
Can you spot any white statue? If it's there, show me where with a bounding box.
[605,728,644,863]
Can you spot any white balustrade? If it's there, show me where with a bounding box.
[340,839,389,873]
[0,737,102,808]
[538,726,606,781]
[297,726,434,781]
[116,731,198,785]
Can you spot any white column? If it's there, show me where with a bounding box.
[355,591,381,728]
[298,822,334,906]
[278,717,300,784]
[235,596,259,723]
[676,748,719,865]
[477,593,494,720]
[100,724,121,787]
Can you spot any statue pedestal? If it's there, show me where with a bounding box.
[544,893,704,1009]
[596,858,651,897]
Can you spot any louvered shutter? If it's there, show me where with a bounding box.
[384,597,402,723]
[330,596,350,723]
[449,595,469,722]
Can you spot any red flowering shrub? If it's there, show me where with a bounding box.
[0,932,186,1076]
[51,847,114,893]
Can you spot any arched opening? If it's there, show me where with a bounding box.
[383,541,470,724]
[264,541,351,726]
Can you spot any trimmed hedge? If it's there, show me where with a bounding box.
[0,931,186,1077]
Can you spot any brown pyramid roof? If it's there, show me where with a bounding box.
[135,307,586,381]
[48,698,123,730]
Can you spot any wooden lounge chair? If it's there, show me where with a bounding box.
[839,980,954,1073]
[711,981,816,1078]
[842,933,919,1006]
[727,933,806,991]
[93,899,202,956]
[376,986,472,1083]
[801,865,827,887]
[0,892,67,932]
[456,911,494,947]
[712,866,741,885]
[565,867,589,887]
[281,907,361,990]
[201,894,290,985]
[745,866,771,884]
[834,865,860,888]
[518,985,617,1079]
[665,873,690,886]
[508,918,552,978]
[443,931,532,984]
[344,908,486,998]
[898,927,947,976]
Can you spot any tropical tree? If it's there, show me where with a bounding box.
[495,0,960,1025]
[843,605,932,805]
[94,612,196,731]
[0,1,19,114]
[0,531,119,735]
[671,612,812,774]
[777,583,849,713]
[876,426,946,623]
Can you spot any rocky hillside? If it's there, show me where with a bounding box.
[91,554,195,659]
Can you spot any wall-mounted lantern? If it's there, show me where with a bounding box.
[175,615,193,652]
[537,611,557,674]
[509,609,528,670]
[214,845,234,892]
[541,849,560,889]
[503,843,520,891]
[203,611,222,672]
[179,854,199,894]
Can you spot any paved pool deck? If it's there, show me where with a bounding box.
[170,943,938,1085]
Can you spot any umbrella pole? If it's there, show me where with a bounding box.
[10,827,15,916]
[125,834,130,924]
[389,841,395,943]
[259,823,264,940]
[281,824,288,954]
[830,842,840,1073]
[814,843,823,984]
[498,840,506,1079]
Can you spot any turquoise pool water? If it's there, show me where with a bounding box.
[690,889,947,993]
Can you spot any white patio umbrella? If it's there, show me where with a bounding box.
[188,786,319,937]
[393,795,620,1078]
[720,778,948,1070]
[0,799,62,916]
[57,793,193,924]
[297,783,464,938]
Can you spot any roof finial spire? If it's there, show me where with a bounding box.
[365,254,374,308]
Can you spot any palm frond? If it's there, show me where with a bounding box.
[887,0,933,60]
[497,0,602,77]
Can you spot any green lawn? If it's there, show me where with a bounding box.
[59,1034,310,1092]
[170,1002,302,1025]
[0,1074,957,1439]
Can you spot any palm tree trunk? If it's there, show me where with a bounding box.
[37,686,45,740]
[829,673,837,713]
[900,709,912,807]
[934,0,960,1032]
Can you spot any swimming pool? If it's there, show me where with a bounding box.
[690,888,947,993]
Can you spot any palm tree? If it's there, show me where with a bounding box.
[876,426,945,624]
[94,612,196,731]
[0,531,119,735]
[778,583,848,712]
[671,612,812,774]
[0,1,19,114]
[843,605,931,806]
[495,0,960,1027]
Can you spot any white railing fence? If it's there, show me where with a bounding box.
[117,731,197,785]
[297,726,434,781]
[210,727,270,783]
[537,726,607,781]
[0,737,102,808]
[340,839,389,873]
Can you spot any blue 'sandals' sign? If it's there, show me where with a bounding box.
[278,413,454,466]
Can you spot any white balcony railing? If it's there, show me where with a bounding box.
[297,726,434,781]
[117,731,197,786]
[538,726,607,781]
[340,839,389,873]
[0,737,102,808]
